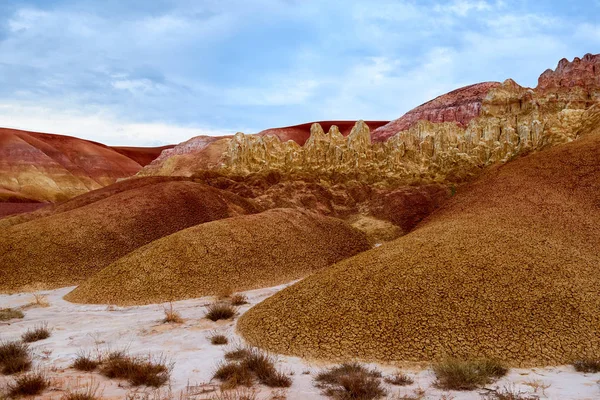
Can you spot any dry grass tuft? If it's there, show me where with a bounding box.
[225,348,252,362]
[30,293,50,308]
[384,372,414,386]
[483,386,538,400]
[21,322,51,343]
[209,388,258,400]
[162,303,183,324]
[209,332,229,345]
[206,302,237,321]
[0,340,31,375]
[0,308,24,321]
[314,363,386,399]
[7,370,50,397]
[230,294,248,306]
[61,380,102,400]
[433,358,508,390]
[100,352,171,387]
[72,351,101,372]
[214,362,255,389]
[572,358,600,373]
[213,347,291,389]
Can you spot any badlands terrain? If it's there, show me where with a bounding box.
[0,53,599,399]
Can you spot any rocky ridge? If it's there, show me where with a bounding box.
[220,54,600,184]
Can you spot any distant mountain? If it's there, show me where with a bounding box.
[0,127,173,204]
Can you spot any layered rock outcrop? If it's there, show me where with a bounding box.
[139,121,389,176]
[221,54,600,185]
[0,128,169,203]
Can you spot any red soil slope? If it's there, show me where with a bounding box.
[0,128,171,203]
[110,145,174,166]
[0,180,258,292]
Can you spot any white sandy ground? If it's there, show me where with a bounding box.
[1,283,599,399]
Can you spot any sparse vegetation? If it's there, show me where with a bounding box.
[432,358,508,390]
[225,347,252,361]
[72,351,101,372]
[572,358,600,373]
[209,388,258,400]
[230,294,248,306]
[209,332,229,345]
[0,340,31,375]
[214,362,254,389]
[384,372,414,386]
[61,380,102,400]
[314,362,386,399]
[30,293,50,308]
[21,323,51,343]
[483,386,537,400]
[162,303,183,324]
[0,308,24,321]
[100,352,171,387]
[7,371,50,397]
[206,302,237,321]
[213,347,291,389]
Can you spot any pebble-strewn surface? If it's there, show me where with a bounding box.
[0,180,258,292]
[66,208,370,305]
[238,133,600,366]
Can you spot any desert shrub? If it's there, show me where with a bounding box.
[162,303,183,324]
[72,351,100,372]
[210,332,229,345]
[100,353,170,387]
[225,347,252,361]
[572,358,600,373]
[384,372,414,386]
[214,362,255,389]
[206,302,237,321]
[314,363,386,399]
[0,340,31,375]
[213,348,291,389]
[433,358,508,390]
[7,371,50,397]
[21,323,51,343]
[0,308,24,321]
[230,294,248,306]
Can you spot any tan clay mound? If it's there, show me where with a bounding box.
[238,133,600,366]
[65,209,370,305]
[0,181,258,292]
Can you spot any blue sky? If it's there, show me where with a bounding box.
[0,0,598,146]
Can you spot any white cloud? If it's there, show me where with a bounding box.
[0,103,231,146]
[433,0,494,16]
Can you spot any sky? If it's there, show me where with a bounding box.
[0,0,598,146]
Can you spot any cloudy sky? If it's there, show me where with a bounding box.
[0,1,598,146]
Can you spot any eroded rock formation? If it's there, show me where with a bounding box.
[221,54,600,185]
